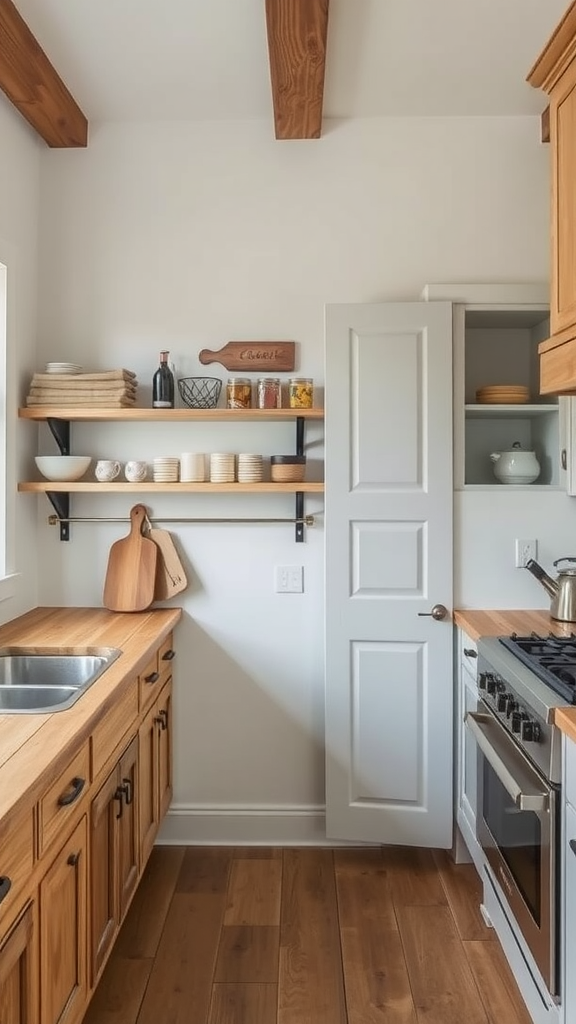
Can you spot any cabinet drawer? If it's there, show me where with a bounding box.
[540,334,576,395]
[92,680,138,779]
[38,741,91,857]
[158,632,175,682]
[459,631,478,680]
[139,650,161,711]
[0,803,34,930]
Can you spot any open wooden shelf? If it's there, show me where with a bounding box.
[18,481,324,494]
[18,407,324,422]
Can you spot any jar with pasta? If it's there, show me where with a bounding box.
[257,377,281,409]
[226,378,252,409]
[288,377,314,409]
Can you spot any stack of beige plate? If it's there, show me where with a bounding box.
[153,457,179,482]
[209,453,235,483]
[475,385,531,405]
[237,454,263,483]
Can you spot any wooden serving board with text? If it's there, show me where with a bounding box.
[198,341,295,371]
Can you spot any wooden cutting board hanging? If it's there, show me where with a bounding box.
[103,504,158,612]
[198,341,295,372]
[143,517,188,601]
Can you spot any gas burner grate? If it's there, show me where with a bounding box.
[499,634,576,703]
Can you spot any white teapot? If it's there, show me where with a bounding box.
[490,441,540,485]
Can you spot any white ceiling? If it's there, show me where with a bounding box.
[12,0,569,123]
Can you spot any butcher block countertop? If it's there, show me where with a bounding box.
[454,608,576,742]
[0,605,181,824]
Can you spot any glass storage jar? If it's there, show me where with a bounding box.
[257,378,281,409]
[226,378,252,409]
[288,378,314,409]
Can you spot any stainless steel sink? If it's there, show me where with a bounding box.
[0,647,121,713]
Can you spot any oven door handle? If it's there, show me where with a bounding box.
[465,712,550,813]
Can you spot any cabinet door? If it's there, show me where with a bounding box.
[551,59,576,339]
[138,700,158,868]
[40,816,87,1024]
[0,902,38,1024]
[90,769,119,983]
[157,680,173,822]
[117,737,139,921]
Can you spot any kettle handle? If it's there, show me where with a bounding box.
[554,557,576,568]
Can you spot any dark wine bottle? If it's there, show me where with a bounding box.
[152,350,175,409]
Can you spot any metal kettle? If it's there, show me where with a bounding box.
[525,557,576,622]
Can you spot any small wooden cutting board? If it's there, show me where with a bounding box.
[145,523,188,601]
[198,341,295,371]
[103,504,158,612]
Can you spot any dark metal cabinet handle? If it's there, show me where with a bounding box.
[162,649,175,661]
[144,671,160,684]
[154,709,168,731]
[67,852,80,867]
[114,787,124,819]
[570,839,576,857]
[57,776,85,806]
[463,649,478,658]
[121,778,133,805]
[0,876,11,903]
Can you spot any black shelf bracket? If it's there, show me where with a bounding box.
[46,492,70,541]
[295,415,305,541]
[47,418,70,455]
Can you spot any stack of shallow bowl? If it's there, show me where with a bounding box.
[475,385,530,405]
[237,454,263,483]
[209,453,235,483]
[153,457,179,482]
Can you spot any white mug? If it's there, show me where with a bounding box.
[95,459,121,482]
[124,460,148,483]
[180,452,206,482]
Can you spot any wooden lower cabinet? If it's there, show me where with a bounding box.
[40,816,88,1024]
[90,735,138,985]
[0,902,38,1024]
[139,679,172,866]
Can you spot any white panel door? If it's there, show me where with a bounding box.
[325,301,453,847]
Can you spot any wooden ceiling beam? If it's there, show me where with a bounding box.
[0,0,87,147]
[265,0,329,140]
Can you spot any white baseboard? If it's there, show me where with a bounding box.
[157,802,337,846]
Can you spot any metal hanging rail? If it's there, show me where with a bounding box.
[48,513,316,528]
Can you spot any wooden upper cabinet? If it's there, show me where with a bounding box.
[528,1,576,392]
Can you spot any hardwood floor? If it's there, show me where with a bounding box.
[82,845,533,1024]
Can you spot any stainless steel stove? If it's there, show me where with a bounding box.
[465,632,573,998]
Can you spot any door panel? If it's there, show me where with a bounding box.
[325,301,453,846]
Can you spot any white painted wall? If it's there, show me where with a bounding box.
[0,98,40,624]
[10,112,562,841]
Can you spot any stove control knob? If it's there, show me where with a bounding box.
[496,692,510,712]
[521,719,541,743]
[486,676,498,695]
[506,697,518,718]
[478,672,489,691]
[511,710,522,733]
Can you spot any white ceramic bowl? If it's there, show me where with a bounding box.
[35,456,92,482]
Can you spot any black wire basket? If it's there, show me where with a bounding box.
[178,377,222,409]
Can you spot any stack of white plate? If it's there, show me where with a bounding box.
[237,453,263,483]
[45,362,83,374]
[210,453,235,483]
[153,457,179,483]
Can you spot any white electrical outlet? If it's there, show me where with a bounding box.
[274,565,304,593]
[515,539,538,568]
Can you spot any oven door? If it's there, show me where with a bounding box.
[466,706,558,996]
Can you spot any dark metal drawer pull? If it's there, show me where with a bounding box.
[162,649,175,661]
[145,671,160,684]
[58,776,85,806]
[154,709,168,731]
[67,852,79,867]
[0,876,11,903]
[114,787,124,819]
[463,648,477,658]
[121,778,133,805]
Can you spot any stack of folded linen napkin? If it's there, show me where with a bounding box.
[26,369,138,408]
